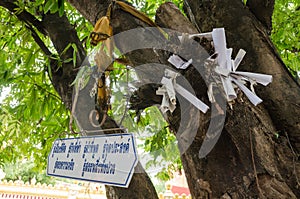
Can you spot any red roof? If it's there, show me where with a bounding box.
[171,185,190,195]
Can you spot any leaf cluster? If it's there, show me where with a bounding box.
[2,160,55,185]
[0,0,90,173]
[272,0,300,78]
[1,0,299,187]
[128,0,183,18]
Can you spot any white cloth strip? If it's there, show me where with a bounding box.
[232,78,263,106]
[232,71,272,86]
[233,49,246,71]
[174,84,209,113]
[212,28,227,69]
[161,77,176,105]
[168,54,193,69]
[226,48,233,71]
[178,32,212,41]
[187,32,213,40]
[220,76,237,101]
[210,28,272,106]
[157,69,209,113]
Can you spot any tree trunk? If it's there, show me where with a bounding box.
[68,0,300,198]
[4,0,298,198]
[0,0,159,198]
[155,1,300,198]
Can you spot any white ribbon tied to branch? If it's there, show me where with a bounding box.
[212,28,273,106]
[156,69,209,113]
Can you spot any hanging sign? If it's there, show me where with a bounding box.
[47,133,138,188]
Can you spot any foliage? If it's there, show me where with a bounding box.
[2,160,55,185]
[271,0,300,79]
[0,0,299,190]
[129,0,184,18]
[109,63,181,181]
[0,0,89,172]
[0,0,181,185]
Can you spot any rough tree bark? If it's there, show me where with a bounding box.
[48,0,300,198]
[60,0,300,198]
[2,0,299,198]
[69,0,300,198]
[0,1,158,199]
[155,1,300,198]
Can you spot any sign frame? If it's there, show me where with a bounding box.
[47,133,138,188]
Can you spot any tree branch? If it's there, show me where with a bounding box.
[1,1,55,58]
[156,2,198,34]
[247,0,275,33]
[25,24,52,56]
[0,0,87,109]
[67,0,110,24]
[25,23,57,85]
[41,12,86,109]
[0,0,47,36]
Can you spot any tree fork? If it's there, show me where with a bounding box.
[68,0,299,197]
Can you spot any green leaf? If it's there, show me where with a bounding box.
[58,1,65,17]
[63,57,73,63]
[44,0,55,14]
[71,43,78,66]
[60,42,72,55]
[50,1,59,14]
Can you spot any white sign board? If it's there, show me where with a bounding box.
[47,133,138,188]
